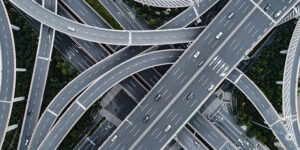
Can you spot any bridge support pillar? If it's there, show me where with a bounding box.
[11,24,20,31]
[16,68,26,72]
[276,81,283,85]
[13,97,25,102]
[280,50,288,54]
[6,124,18,132]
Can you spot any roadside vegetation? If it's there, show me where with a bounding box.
[125,0,185,28]
[85,0,123,30]
[233,19,297,149]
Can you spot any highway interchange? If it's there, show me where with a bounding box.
[0,0,16,147]
[1,0,300,149]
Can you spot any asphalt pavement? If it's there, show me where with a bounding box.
[0,0,16,147]
[17,0,56,149]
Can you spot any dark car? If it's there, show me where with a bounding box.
[27,109,32,115]
[187,92,194,100]
[198,59,205,68]
[154,93,162,101]
[143,115,150,123]
[264,4,270,11]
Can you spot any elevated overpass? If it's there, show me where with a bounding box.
[282,18,300,147]
[17,0,57,149]
[98,0,299,149]
[9,0,203,45]
[28,0,214,147]
[0,0,16,147]
[35,50,182,149]
[227,68,298,149]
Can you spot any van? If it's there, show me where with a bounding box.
[227,12,234,19]
[67,26,75,31]
[216,32,223,39]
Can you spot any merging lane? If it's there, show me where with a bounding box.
[0,0,16,147]
[36,50,183,150]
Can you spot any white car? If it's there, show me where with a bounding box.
[111,135,118,142]
[274,10,282,18]
[208,84,215,91]
[164,125,171,132]
[216,32,223,39]
[193,51,200,58]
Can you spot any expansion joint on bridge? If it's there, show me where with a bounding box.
[128,31,132,45]
[38,56,51,61]
[47,109,58,117]
[76,101,87,110]
[0,100,11,103]
[270,119,280,127]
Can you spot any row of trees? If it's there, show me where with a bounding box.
[233,19,297,149]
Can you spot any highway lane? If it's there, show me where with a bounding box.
[9,0,203,45]
[99,0,217,88]
[27,46,154,150]
[283,18,300,147]
[60,0,158,96]
[227,68,297,149]
[131,0,299,149]
[60,0,114,61]
[160,0,219,30]
[212,111,255,149]
[58,4,109,62]
[37,50,182,150]
[15,4,96,72]
[74,120,116,150]
[189,112,236,150]
[100,0,148,30]
[17,0,56,149]
[57,1,150,102]
[28,1,212,147]
[101,0,258,149]
[175,127,208,150]
[98,0,172,89]
[0,0,16,147]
